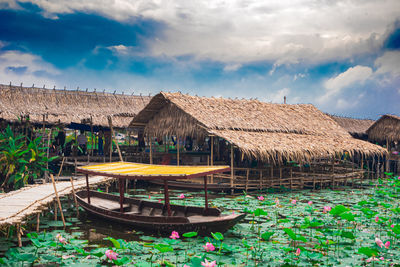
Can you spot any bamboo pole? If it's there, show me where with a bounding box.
[45,128,52,183]
[259,170,263,190]
[108,116,123,162]
[90,116,94,157]
[16,223,22,247]
[36,213,40,232]
[177,137,180,166]
[54,201,57,221]
[230,144,234,188]
[210,136,214,184]
[149,137,153,164]
[245,168,249,193]
[56,157,65,182]
[69,176,79,216]
[50,174,66,227]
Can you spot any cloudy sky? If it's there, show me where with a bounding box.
[0,0,399,119]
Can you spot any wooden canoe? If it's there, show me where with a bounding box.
[76,190,245,235]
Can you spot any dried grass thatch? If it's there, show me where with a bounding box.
[367,114,400,142]
[130,92,386,162]
[329,115,374,138]
[0,84,151,128]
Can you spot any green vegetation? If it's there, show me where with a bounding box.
[1,173,400,266]
[0,126,57,192]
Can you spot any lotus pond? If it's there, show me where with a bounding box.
[1,173,400,266]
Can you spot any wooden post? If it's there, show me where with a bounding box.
[210,136,214,184]
[50,174,66,227]
[45,128,52,183]
[119,178,125,213]
[108,116,123,162]
[177,137,180,166]
[16,223,22,247]
[149,137,153,164]
[54,201,57,220]
[204,176,208,211]
[259,170,263,190]
[36,213,40,232]
[69,176,79,216]
[164,180,172,216]
[279,166,282,188]
[230,144,234,188]
[270,165,274,188]
[245,168,249,193]
[56,157,65,182]
[85,174,90,204]
[90,116,94,157]
[290,167,293,190]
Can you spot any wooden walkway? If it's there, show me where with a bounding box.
[0,176,112,226]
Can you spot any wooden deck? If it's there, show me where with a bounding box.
[0,176,112,226]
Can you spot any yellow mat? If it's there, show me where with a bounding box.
[77,162,230,179]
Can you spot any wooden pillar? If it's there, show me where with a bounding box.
[36,213,40,232]
[270,165,274,188]
[149,137,153,164]
[45,128,52,183]
[50,174,66,227]
[54,201,57,220]
[210,136,214,184]
[245,168,249,193]
[279,165,282,187]
[230,144,234,188]
[16,223,22,247]
[290,167,293,190]
[69,177,79,216]
[90,117,94,157]
[259,170,263,190]
[204,176,208,211]
[108,116,123,162]
[177,137,180,166]
[119,178,125,213]
[86,174,90,204]
[164,180,172,216]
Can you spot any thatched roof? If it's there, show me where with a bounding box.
[131,92,386,162]
[367,114,400,142]
[329,115,374,137]
[0,84,151,128]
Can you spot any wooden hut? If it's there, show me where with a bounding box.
[367,114,400,174]
[130,92,386,191]
[330,115,374,140]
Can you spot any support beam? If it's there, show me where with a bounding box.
[108,116,123,162]
[119,178,125,213]
[149,137,153,164]
[230,144,234,188]
[210,136,214,184]
[204,176,208,211]
[50,174,66,228]
[164,180,172,216]
[177,137,180,166]
[86,174,90,204]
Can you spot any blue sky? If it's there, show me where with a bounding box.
[0,0,399,119]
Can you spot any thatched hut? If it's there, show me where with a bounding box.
[330,115,374,140]
[0,84,151,128]
[130,92,386,190]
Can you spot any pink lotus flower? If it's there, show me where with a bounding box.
[158,199,162,203]
[55,234,67,244]
[274,198,279,205]
[375,216,379,223]
[391,224,395,228]
[184,265,190,267]
[201,259,217,267]
[258,196,264,201]
[170,231,180,239]
[178,193,185,199]
[291,199,297,204]
[295,248,301,256]
[105,249,118,261]
[148,195,151,199]
[384,241,390,249]
[323,206,332,213]
[375,237,384,248]
[203,242,215,252]
[62,255,75,259]
[308,201,313,205]
[366,256,383,262]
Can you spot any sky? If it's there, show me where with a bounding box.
[0,0,399,119]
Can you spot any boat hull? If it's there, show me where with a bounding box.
[75,190,245,235]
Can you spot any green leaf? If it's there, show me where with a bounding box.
[340,231,356,240]
[105,237,121,249]
[113,256,131,266]
[253,208,268,216]
[283,228,297,241]
[330,205,350,216]
[261,231,274,241]
[182,231,198,238]
[358,247,378,257]
[154,243,173,253]
[211,232,224,241]
[340,212,355,222]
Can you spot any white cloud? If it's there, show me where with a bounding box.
[12,0,400,64]
[375,51,400,76]
[269,87,290,103]
[0,50,59,87]
[223,63,242,72]
[318,65,372,103]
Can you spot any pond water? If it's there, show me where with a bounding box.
[1,175,400,266]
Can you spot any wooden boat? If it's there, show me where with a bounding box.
[75,190,245,234]
[76,162,246,235]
